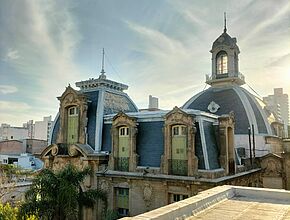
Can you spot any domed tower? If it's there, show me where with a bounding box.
[183,14,283,157]
[206,13,244,87]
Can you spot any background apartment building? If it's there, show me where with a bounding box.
[1,116,53,141]
[263,88,289,137]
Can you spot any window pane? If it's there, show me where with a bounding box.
[217,52,228,74]
[181,126,187,135]
[69,108,74,115]
[173,127,179,136]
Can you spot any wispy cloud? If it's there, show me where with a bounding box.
[0,101,30,111]
[268,53,290,67]
[1,0,83,124]
[125,21,208,109]
[3,49,20,61]
[0,85,18,94]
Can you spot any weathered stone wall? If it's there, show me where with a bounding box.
[97,168,261,217]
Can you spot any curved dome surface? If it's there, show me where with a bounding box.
[183,86,274,135]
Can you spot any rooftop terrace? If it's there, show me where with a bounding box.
[122,185,290,220]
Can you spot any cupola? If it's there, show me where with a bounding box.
[206,13,245,87]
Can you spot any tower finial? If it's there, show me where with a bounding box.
[224,12,227,33]
[100,48,106,79]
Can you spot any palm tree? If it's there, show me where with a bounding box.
[20,164,107,220]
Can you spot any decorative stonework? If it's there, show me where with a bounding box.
[100,179,111,193]
[261,154,283,178]
[56,85,88,144]
[207,101,220,113]
[161,107,198,176]
[218,112,236,175]
[109,112,138,172]
[143,183,153,208]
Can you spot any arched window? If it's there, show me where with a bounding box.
[171,125,187,175]
[67,106,79,144]
[117,126,130,171]
[216,51,228,74]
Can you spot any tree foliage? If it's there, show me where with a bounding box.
[20,164,107,220]
[0,203,37,220]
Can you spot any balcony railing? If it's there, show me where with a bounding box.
[206,72,245,82]
[169,159,188,176]
[116,157,129,171]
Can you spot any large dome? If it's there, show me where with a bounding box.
[182,85,276,136]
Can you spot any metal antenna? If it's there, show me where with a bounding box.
[224,12,227,33]
[100,48,105,76]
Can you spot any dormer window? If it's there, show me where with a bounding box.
[67,106,79,144]
[117,126,130,171]
[171,125,188,175]
[217,51,228,74]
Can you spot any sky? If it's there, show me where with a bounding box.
[0,0,289,126]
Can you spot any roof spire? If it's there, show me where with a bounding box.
[100,48,106,79]
[224,12,227,33]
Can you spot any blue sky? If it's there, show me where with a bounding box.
[0,0,289,126]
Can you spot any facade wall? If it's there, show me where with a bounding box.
[98,170,261,217]
[25,139,47,154]
[0,124,28,141]
[0,140,24,154]
[34,116,52,141]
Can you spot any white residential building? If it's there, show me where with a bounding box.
[0,124,29,141]
[1,116,53,141]
[34,116,52,141]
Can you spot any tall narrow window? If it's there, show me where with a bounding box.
[171,125,188,175]
[67,106,79,144]
[117,126,129,171]
[217,51,228,74]
[115,188,129,217]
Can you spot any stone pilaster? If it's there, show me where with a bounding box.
[218,112,236,175]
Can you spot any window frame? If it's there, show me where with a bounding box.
[216,51,228,74]
[119,126,129,137]
[172,125,187,136]
[68,106,79,116]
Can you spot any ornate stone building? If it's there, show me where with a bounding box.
[41,22,286,219]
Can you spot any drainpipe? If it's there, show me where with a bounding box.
[248,127,252,167]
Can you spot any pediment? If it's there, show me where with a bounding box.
[165,106,194,125]
[112,111,137,127]
[57,85,87,107]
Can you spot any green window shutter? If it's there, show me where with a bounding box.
[67,115,79,144]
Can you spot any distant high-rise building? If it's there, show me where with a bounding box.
[34,116,52,141]
[148,95,159,109]
[263,88,289,137]
[23,120,34,139]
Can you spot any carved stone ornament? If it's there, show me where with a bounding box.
[51,144,59,156]
[143,183,153,207]
[68,145,80,157]
[207,101,220,113]
[100,180,111,193]
[261,157,282,177]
